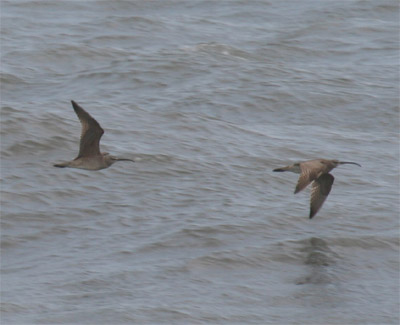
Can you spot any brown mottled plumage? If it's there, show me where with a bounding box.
[273,159,361,218]
[54,101,134,170]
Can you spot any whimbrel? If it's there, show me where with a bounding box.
[273,159,361,218]
[54,100,134,170]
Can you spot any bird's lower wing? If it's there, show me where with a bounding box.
[309,173,334,219]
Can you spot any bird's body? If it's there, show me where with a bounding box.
[54,153,126,170]
[273,159,361,218]
[54,101,134,170]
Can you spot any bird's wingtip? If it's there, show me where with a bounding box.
[71,100,83,112]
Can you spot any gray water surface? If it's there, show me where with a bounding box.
[1,1,399,324]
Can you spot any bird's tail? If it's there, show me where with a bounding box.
[273,166,290,172]
[53,162,69,168]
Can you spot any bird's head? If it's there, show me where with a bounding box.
[104,154,135,166]
[330,159,340,167]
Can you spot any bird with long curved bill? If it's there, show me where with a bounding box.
[54,101,135,170]
[273,159,361,218]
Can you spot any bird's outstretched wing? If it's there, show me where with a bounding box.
[309,173,334,219]
[71,100,104,158]
[294,161,321,194]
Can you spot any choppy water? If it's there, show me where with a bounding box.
[1,0,399,324]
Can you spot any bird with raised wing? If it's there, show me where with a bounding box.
[273,159,361,218]
[54,100,134,170]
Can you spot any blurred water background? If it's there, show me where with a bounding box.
[1,0,399,324]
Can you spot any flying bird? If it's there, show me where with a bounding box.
[273,159,361,218]
[54,100,134,170]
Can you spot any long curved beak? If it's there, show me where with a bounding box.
[339,161,361,167]
[117,158,135,163]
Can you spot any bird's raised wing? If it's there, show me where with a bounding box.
[71,100,104,158]
[309,173,334,219]
[294,161,321,194]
